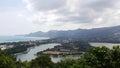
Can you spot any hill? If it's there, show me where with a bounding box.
[25,25,120,43]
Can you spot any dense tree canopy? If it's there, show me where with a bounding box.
[55,46,120,68]
[0,46,120,68]
[30,56,54,68]
[0,49,16,68]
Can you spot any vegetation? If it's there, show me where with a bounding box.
[4,45,30,54]
[2,38,91,55]
[61,40,91,52]
[30,56,54,68]
[0,49,16,68]
[37,39,91,56]
[0,46,120,68]
[1,40,51,54]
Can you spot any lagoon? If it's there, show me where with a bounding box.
[16,43,80,63]
[16,43,60,62]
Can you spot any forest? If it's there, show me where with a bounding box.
[0,46,120,68]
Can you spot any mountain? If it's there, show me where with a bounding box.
[26,31,47,37]
[25,25,120,43]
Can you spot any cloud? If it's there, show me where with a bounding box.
[22,0,120,31]
[23,0,66,11]
[84,0,120,11]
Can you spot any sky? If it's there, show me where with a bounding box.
[0,0,120,36]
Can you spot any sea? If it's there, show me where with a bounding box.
[0,36,49,43]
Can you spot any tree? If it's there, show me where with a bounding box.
[30,56,54,68]
[111,46,120,68]
[80,46,120,68]
[56,58,76,68]
[0,55,16,68]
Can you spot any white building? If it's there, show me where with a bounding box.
[0,45,6,50]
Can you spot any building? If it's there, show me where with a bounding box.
[0,45,6,50]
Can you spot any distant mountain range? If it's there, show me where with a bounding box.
[25,25,120,43]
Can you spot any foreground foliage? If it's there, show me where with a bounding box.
[0,46,120,68]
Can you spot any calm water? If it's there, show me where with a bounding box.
[0,36,49,43]
[16,43,80,63]
[90,42,120,49]
[17,43,60,62]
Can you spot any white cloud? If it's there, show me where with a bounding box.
[22,0,120,31]
[23,0,66,11]
[1,0,120,36]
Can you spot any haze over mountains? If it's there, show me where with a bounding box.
[26,25,120,43]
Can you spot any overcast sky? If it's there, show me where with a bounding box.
[0,0,120,36]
